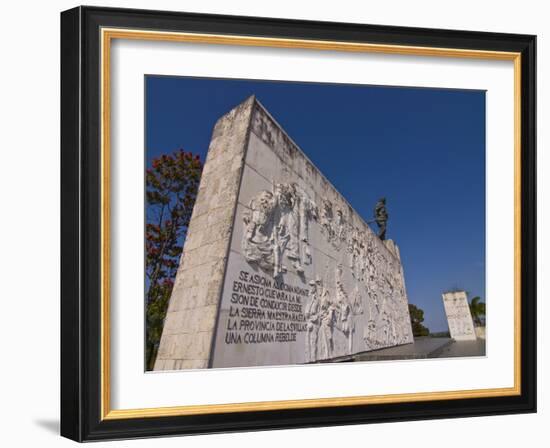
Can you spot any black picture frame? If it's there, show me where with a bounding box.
[61,5,536,442]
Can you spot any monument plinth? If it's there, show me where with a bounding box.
[442,291,477,341]
[154,96,414,370]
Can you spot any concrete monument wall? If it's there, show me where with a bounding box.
[155,96,414,370]
[153,97,255,371]
[442,291,477,341]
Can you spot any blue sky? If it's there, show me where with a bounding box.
[146,75,486,333]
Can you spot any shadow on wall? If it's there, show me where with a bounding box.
[33,419,59,435]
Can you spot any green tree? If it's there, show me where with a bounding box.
[145,149,203,370]
[408,303,430,337]
[469,296,486,327]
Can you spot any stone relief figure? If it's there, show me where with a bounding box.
[304,277,322,362]
[335,264,354,353]
[242,182,316,279]
[347,227,358,271]
[242,190,277,272]
[348,227,365,280]
[296,185,317,266]
[362,257,413,349]
[305,262,373,360]
[318,283,336,360]
[319,199,350,251]
[333,209,347,250]
[319,199,335,243]
[273,222,291,277]
[351,285,364,316]
[275,183,301,270]
[364,277,383,348]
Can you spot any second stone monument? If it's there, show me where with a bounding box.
[442,291,477,341]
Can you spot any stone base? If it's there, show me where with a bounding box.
[437,338,486,358]
[348,337,452,361]
[475,326,486,339]
[342,337,486,362]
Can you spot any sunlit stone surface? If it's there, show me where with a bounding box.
[442,291,477,341]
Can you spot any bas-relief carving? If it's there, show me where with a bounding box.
[318,280,336,360]
[241,175,413,360]
[363,262,411,351]
[274,183,302,275]
[242,183,316,279]
[304,278,321,363]
[319,200,348,251]
[307,265,358,362]
[238,102,414,362]
[335,264,355,354]
[241,189,277,273]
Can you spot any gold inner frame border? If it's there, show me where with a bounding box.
[99,27,522,420]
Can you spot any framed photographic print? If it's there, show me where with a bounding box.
[60,6,536,442]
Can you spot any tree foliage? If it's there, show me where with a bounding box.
[408,303,430,337]
[469,296,486,327]
[145,149,203,370]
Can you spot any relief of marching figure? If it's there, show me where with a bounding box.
[348,226,371,282]
[304,277,322,362]
[363,260,412,350]
[335,264,354,353]
[304,264,366,362]
[241,190,277,273]
[242,182,316,278]
[317,275,337,360]
[319,199,348,251]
